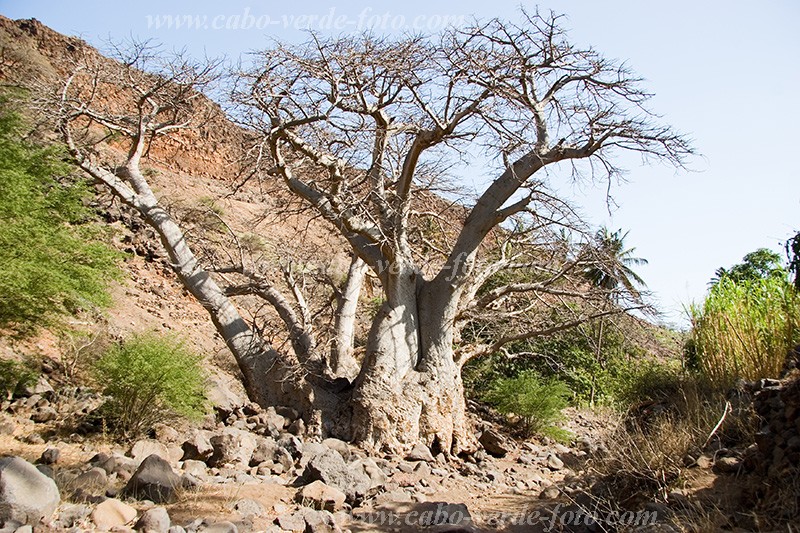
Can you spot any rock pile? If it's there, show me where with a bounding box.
[752,373,800,476]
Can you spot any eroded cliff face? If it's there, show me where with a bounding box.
[0,15,249,181]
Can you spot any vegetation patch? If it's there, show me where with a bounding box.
[93,333,207,440]
[688,250,800,390]
[0,96,119,336]
[0,357,38,400]
[482,370,572,441]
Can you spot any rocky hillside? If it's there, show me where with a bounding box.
[0,14,352,365]
[2,15,795,533]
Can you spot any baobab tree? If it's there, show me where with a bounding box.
[53,10,690,455]
[233,10,689,452]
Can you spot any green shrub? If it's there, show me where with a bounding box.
[482,370,571,440]
[463,321,664,410]
[689,275,800,390]
[93,333,207,440]
[0,97,119,335]
[607,358,684,407]
[0,358,37,400]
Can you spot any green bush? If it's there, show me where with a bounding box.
[463,321,661,409]
[0,97,119,335]
[606,358,684,407]
[93,333,207,440]
[482,370,571,440]
[689,275,800,390]
[0,358,37,400]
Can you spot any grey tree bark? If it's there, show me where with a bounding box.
[52,10,691,455]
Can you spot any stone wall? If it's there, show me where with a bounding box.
[752,371,800,476]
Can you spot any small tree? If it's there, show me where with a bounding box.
[94,334,206,440]
[483,370,571,440]
[581,227,648,404]
[713,248,784,286]
[0,96,118,335]
[583,228,648,300]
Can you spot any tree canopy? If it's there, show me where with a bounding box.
[712,248,786,286]
[0,97,118,335]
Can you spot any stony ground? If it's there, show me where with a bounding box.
[2,349,785,533]
[0,362,622,533]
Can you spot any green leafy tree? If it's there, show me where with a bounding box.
[712,248,785,286]
[582,227,648,404]
[0,98,119,334]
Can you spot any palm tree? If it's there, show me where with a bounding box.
[583,227,648,302]
[582,227,648,406]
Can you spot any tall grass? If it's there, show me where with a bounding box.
[688,276,800,390]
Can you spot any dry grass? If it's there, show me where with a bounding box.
[587,374,758,511]
[590,414,699,507]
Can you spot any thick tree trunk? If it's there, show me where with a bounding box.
[74,156,312,411]
[141,203,284,405]
[330,255,368,380]
[347,271,477,456]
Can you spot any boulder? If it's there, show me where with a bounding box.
[274,447,295,471]
[296,480,346,512]
[54,503,91,528]
[276,512,305,532]
[39,448,60,465]
[232,498,265,518]
[479,429,509,457]
[303,449,371,504]
[277,434,304,459]
[208,428,258,467]
[71,467,109,502]
[182,459,207,478]
[91,498,137,530]
[250,436,278,466]
[406,443,435,462]
[21,375,55,398]
[540,485,560,499]
[123,454,183,504]
[130,439,171,464]
[181,431,214,462]
[301,442,328,467]
[0,456,60,524]
[134,506,171,532]
[351,457,386,495]
[321,438,351,460]
[31,406,58,423]
[206,373,247,417]
[153,423,181,443]
[299,508,342,533]
[275,405,300,422]
[262,407,287,435]
[546,453,564,471]
[287,418,306,436]
[96,453,138,477]
[713,456,742,474]
[202,521,238,533]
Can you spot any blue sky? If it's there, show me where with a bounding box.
[2,0,799,327]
